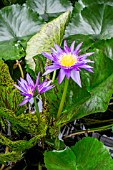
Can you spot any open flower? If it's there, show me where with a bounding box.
[42,41,94,87]
[14,73,54,106]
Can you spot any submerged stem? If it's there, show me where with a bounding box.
[57,78,69,120]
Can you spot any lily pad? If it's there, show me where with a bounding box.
[44,137,113,170]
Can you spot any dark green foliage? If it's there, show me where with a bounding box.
[0,151,23,164]
[1,0,26,6]
[0,60,47,163]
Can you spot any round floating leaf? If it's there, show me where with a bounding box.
[44,147,77,170]
[26,11,70,71]
[66,3,113,40]
[44,137,113,170]
[0,4,44,60]
[72,137,113,170]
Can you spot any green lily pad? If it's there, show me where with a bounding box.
[44,137,113,170]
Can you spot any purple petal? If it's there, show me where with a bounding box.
[79,65,93,69]
[70,64,81,71]
[39,85,54,94]
[18,78,27,88]
[35,72,40,86]
[71,70,82,87]
[43,69,55,76]
[43,66,59,76]
[84,59,94,63]
[70,41,75,52]
[43,85,55,93]
[42,52,53,61]
[79,52,94,59]
[64,69,71,79]
[45,64,60,70]
[14,84,22,91]
[79,65,93,72]
[15,80,31,94]
[19,97,31,106]
[18,79,29,92]
[20,92,33,97]
[74,42,83,54]
[38,80,51,92]
[26,73,34,86]
[54,43,63,53]
[19,78,27,85]
[42,80,52,87]
[64,40,70,53]
[51,47,57,54]
[85,68,93,72]
[58,69,65,84]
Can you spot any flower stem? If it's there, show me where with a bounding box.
[34,97,40,123]
[16,60,24,78]
[57,78,69,120]
[38,162,42,170]
[52,70,56,82]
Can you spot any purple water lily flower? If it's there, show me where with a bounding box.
[42,41,94,87]
[14,73,54,106]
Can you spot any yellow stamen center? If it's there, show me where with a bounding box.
[28,89,33,95]
[59,53,77,67]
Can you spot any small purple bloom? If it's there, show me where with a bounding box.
[42,41,94,87]
[36,73,54,94]
[14,73,54,106]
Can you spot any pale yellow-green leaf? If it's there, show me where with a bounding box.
[25,11,70,70]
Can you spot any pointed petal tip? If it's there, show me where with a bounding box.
[19,97,30,106]
[79,84,82,88]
